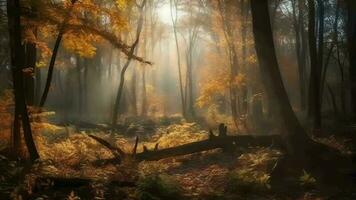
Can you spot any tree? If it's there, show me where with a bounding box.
[112,0,147,125]
[250,0,310,154]
[307,0,322,131]
[170,0,186,118]
[291,0,308,111]
[217,0,240,128]
[346,0,356,117]
[7,0,39,161]
[39,0,78,108]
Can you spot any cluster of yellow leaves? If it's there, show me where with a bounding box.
[157,123,208,148]
[63,31,100,58]
[138,123,208,151]
[196,78,226,108]
[22,0,132,68]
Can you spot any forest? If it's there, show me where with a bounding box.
[0,0,356,199]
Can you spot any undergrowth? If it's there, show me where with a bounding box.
[137,173,183,200]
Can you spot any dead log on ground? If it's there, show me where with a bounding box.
[89,123,284,164]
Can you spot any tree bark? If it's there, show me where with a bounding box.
[292,0,307,111]
[346,0,356,117]
[307,0,322,131]
[250,0,310,154]
[39,0,78,108]
[7,0,40,161]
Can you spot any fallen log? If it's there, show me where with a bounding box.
[89,123,285,164]
[135,134,283,161]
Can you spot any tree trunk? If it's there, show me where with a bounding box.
[112,0,147,125]
[346,0,356,117]
[7,0,40,161]
[35,67,41,106]
[292,0,307,111]
[307,0,322,131]
[39,0,77,108]
[217,0,239,128]
[76,56,83,117]
[141,18,148,117]
[240,0,248,117]
[131,65,138,116]
[250,0,310,154]
[170,0,186,118]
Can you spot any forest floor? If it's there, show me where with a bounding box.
[1,117,356,200]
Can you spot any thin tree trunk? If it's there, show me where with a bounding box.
[112,0,147,125]
[217,0,239,129]
[240,0,248,117]
[141,13,148,117]
[131,63,138,116]
[39,0,77,108]
[35,67,41,106]
[170,0,186,118]
[307,0,322,131]
[321,0,340,107]
[76,56,83,117]
[292,0,307,111]
[346,0,356,116]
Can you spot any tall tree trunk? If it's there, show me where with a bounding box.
[39,0,77,108]
[35,67,41,106]
[112,0,146,125]
[141,67,147,116]
[131,64,138,116]
[217,0,239,129]
[240,0,248,117]
[76,56,83,117]
[307,0,322,131]
[346,0,356,117]
[141,13,148,117]
[250,0,310,154]
[292,0,307,111]
[186,46,195,118]
[7,0,39,161]
[170,0,186,118]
